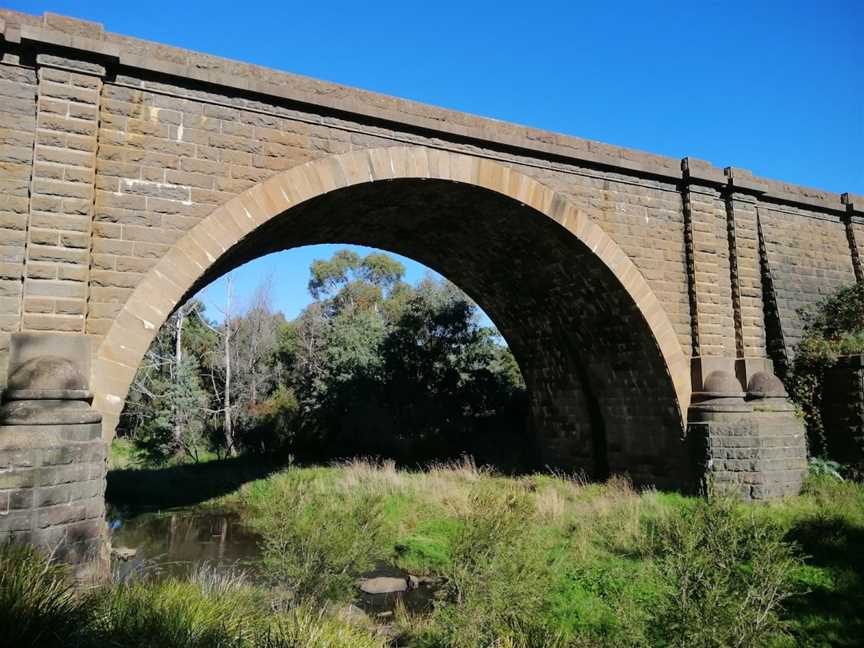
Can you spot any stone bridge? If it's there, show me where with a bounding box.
[1,10,859,567]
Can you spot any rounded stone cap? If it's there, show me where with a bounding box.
[702,370,744,396]
[747,371,788,399]
[5,355,90,401]
[0,399,102,426]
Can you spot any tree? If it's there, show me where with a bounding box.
[279,249,527,464]
[121,247,529,468]
[121,299,214,464]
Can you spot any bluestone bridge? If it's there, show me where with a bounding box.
[1,11,859,569]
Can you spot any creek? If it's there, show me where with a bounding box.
[108,508,440,616]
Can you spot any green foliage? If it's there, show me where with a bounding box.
[257,605,383,648]
[0,544,385,648]
[421,484,558,648]
[241,386,300,455]
[280,251,528,465]
[308,248,405,312]
[254,471,389,603]
[808,457,844,480]
[0,543,95,647]
[650,493,801,647]
[133,359,211,465]
[93,578,257,648]
[121,301,216,464]
[122,249,526,469]
[788,282,864,456]
[225,462,845,647]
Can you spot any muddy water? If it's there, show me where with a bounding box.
[109,508,261,580]
[108,508,441,615]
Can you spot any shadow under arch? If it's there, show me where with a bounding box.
[93,146,692,486]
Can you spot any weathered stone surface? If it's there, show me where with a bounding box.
[7,355,87,392]
[0,333,106,576]
[688,371,806,499]
[358,576,410,595]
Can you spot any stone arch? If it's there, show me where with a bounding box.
[92,146,691,484]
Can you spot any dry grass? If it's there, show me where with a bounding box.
[335,457,404,495]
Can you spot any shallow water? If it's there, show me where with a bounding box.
[109,508,441,614]
[109,508,261,580]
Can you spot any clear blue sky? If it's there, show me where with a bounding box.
[9,0,862,321]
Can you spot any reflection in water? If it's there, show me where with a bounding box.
[109,508,441,615]
[109,509,261,580]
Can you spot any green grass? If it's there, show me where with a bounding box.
[14,454,864,647]
[220,461,864,647]
[0,544,385,648]
[202,461,859,646]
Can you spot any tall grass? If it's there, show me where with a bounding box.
[8,460,859,647]
[0,543,95,647]
[232,461,836,646]
[254,468,389,603]
[0,543,384,648]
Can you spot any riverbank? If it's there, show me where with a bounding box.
[7,456,864,647]
[214,459,864,647]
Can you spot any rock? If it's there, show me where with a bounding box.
[357,576,409,594]
[111,546,137,561]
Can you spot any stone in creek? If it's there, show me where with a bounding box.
[357,576,409,594]
[111,546,137,561]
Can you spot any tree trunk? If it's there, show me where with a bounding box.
[173,309,184,447]
[224,277,236,456]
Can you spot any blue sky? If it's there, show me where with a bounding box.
[8,0,862,321]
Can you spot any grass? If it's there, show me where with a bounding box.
[7,453,862,647]
[0,543,386,648]
[215,460,864,647]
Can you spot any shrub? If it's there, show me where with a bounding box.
[651,493,801,647]
[807,457,845,480]
[788,283,864,457]
[255,471,388,603]
[418,483,559,648]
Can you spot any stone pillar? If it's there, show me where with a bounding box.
[681,158,737,358]
[687,368,806,499]
[842,193,864,284]
[21,52,104,334]
[0,333,107,577]
[725,168,768,359]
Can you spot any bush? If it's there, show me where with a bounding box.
[417,483,559,648]
[237,386,300,455]
[807,457,845,480]
[254,471,388,603]
[788,283,864,457]
[651,493,801,647]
